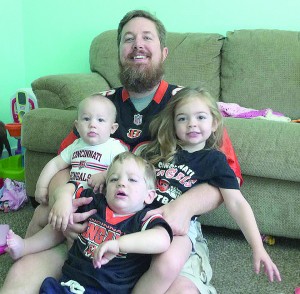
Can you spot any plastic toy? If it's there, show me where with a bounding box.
[5,123,22,155]
[261,234,275,245]
[0,154,24,181]
[11,88,38,124]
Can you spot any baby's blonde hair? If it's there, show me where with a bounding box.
[77,93,117,122]
[141,86,224,165]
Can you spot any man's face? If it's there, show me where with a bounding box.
[118,17,168,93]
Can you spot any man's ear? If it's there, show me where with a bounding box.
[110,123,119,134]
[162,47,168,62]
[144,190,156,205]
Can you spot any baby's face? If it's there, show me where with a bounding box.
[75,97,117,146]
[105,158,153,215]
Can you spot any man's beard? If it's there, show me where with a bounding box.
[119,59,165,93]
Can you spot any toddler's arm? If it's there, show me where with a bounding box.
[220,188,281,282]
[48,183,76,231]
[35,155,69,204]
[93,226,171,268]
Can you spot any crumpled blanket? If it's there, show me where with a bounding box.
[217,102,291,122]
[0,178,27,212]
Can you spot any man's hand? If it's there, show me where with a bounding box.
[143,200,191,236]
[63,197,97,241]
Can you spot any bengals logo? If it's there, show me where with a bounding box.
[127,129,142,139]
[79,161,86,169]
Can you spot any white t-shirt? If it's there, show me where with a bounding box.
[60,138,125,188]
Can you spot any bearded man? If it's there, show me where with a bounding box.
[1,10,241,294]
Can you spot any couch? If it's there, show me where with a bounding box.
[22,29,300,239]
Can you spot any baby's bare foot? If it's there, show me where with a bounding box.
[6,229,25,260]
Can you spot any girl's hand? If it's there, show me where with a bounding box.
[253,246,281,282]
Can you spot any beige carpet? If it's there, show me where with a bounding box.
[0,202,299,293]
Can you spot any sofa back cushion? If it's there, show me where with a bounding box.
[221,29,300,119]
[90,30,224,99]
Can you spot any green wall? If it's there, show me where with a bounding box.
[1,0,299,149]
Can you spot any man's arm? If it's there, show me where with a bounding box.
[144,183,223,235]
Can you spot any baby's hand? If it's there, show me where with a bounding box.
[35,187,48,205]
[88,171,106,193]
[253,247,281,282]
[48,198,73,231]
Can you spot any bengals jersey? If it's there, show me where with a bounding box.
[59,80,243,184]
[62,184,172,293]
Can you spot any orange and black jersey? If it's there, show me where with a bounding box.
[62,183,172,293]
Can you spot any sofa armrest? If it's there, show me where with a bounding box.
[32,73,110,110]
[22,108,77,154]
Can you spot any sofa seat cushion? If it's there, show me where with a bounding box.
[224,117,300,182]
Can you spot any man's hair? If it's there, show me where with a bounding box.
[117,10,166,49]
[106,151,157,190]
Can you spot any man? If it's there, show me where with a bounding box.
[1,10,242,294]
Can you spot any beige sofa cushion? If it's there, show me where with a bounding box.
[221,29,300,119]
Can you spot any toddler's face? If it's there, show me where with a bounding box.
[105,158,154,215]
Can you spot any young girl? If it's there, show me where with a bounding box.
[134,86,281,293]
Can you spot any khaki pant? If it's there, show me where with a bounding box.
[181,220,217,294]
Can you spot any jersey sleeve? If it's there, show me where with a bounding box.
[68,181,100,214]
[141,213,173,242]
[220,128,243,186]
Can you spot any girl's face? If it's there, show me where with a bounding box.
[174,96,217,152]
